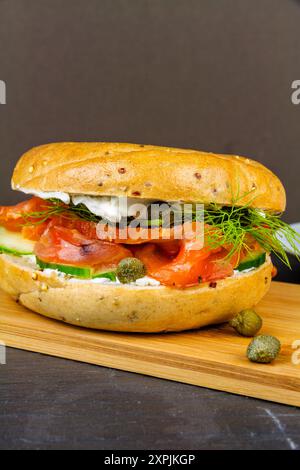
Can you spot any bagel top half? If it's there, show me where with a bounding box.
[12,142,286,212]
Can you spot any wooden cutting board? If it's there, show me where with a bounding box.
[0,281,300,406]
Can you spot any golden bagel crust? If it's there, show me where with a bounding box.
[0,254,272,333]
[12,142,286,211]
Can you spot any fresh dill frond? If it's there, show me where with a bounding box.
[22,203,67,226]
[201,205,300,267]
[22,200,102,225]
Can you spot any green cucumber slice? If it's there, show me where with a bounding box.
[36,258,92,277]
[36,257,116,280]
[237,252,266,272]
[93,271,117,281]
[0,226,35,256]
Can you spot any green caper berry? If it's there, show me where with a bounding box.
[116,257,147,284]
[247,335,281,363]
[229,309,262,337]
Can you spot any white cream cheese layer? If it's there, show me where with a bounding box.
[20,255,161,287]
[68,275,161,287]
[19,188,71,204]
[233,267,255,276]
[18,189,153,223]
[42,269,161,287]
[72,195,153,222]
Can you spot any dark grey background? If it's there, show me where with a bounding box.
[0,0,299,221]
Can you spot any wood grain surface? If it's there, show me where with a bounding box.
[0,281,300,407]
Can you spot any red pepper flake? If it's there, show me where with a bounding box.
[194,172,202,179]
[271,266,277,278]
[209,281,217,288]
[118,168,126,174]
[132,191,141,196]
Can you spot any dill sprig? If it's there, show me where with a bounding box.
[22,202,67,226]
[22,199,102,225]
[201,205,300,267]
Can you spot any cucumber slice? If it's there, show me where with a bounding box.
[237,252,266,271]
[93,271,117,282]
[37,258,92,277]
[36,257,117,281]
[0,226,35,256]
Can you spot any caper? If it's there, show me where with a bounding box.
[247,335,281,363]
[229,309,262,337]
[116,257,146,283]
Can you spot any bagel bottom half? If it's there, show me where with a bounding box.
[0,253,272,333]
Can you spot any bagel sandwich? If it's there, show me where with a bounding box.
[0,142,297,333]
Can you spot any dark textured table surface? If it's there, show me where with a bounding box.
[1,256,300,450]
[1,344,300,450]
